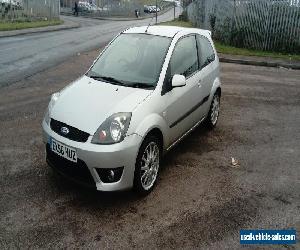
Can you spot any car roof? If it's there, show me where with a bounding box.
[123,25,211,38]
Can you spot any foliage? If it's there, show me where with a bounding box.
[178,10,188,21]
[159,18,300,60]
[159,18,194,27]
[226,3,300,53]
[188,0,300,53]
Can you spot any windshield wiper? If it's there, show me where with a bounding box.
[88,75,126,86]
[88,74,154,89]
[130,83,154,89]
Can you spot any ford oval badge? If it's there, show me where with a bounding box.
[61,127,69,135]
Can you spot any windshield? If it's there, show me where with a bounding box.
[86,33,171,89]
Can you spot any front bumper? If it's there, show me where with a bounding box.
[42,120,142,191]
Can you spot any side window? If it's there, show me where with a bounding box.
[197,35,215,69]
[170,35,199,78]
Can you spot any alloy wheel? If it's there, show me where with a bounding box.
[140,142,160,191]
[211,94,220,125]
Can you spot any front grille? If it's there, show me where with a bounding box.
[46,144,95,187]
[50,119,90,142]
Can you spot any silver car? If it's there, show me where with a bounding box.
[42,26,221,195]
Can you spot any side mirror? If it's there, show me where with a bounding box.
[172,74,186,88]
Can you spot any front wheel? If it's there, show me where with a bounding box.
[205,92,220,129]
[133,135,161,195]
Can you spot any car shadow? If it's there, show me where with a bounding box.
[162,123,214,167]
[50,171,141,206]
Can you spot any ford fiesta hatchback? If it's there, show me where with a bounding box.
[42,26,221,195]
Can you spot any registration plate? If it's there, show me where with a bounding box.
[50,137,77,163]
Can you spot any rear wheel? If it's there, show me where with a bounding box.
[205,92,220,129]
[133,135,161,195]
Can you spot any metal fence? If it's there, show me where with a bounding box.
[61,0,142,17]
[187,0,300,53]
[0,0,60,21]
[60,0,173,17]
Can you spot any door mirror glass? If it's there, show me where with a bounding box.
[172,74,186,88]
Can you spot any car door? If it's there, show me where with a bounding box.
[196,34,217,112]
[162,35,205,145]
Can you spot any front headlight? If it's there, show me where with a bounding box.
[44,92,60,126]
[92,112,132,144]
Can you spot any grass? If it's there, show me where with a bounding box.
[214,42,300,61]
[0,19,63,32]
[138,0,172,7]
[159,19,300,61]
[158,19,194,28]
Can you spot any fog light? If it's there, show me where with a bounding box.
[95,167,123,183]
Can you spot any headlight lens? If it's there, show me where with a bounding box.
[92,112,132,144]
[44,92,60,126]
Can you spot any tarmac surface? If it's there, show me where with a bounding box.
[0,49,299,249]
[0,8,180,87]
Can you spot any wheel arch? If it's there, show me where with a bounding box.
[210,77,222,98]
[143,128,164,153]
[133,113,169,152]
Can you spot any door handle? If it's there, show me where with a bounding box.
[198,80,202,87]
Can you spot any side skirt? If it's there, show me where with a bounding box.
[166,116,206,152]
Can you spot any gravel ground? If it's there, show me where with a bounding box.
[0,50,299,249]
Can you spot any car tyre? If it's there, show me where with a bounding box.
[133,135,161,195]
[205,92,220,129]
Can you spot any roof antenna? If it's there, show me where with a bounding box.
[145,15,154,33]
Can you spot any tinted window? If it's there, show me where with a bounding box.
[170,35,199,78]
[197,35,215,69]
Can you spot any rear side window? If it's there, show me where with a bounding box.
[169,35,199,78]
[197,35,215,69]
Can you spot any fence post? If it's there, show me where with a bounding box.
[156,0,158,24]
[230,0,237,44]
[174,1,175,20]
[10,0,12,22]
[48,0,52,20]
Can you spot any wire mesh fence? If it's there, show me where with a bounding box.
[0,0,60,21]
[60,0,173,18]
[187,0,300,53]
[61,0,142,17]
